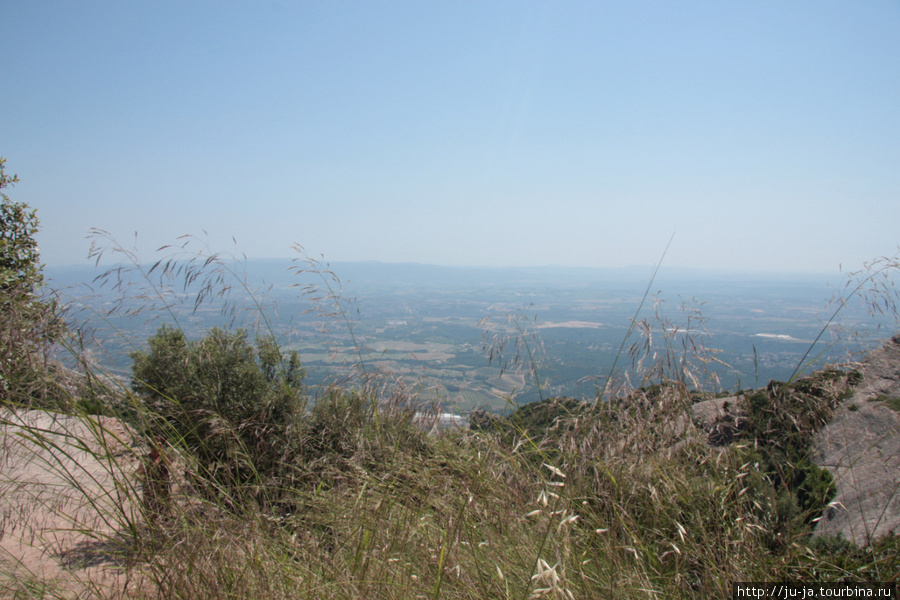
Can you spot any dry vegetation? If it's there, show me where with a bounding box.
[2,173,900,597]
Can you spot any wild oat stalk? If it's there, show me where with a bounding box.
[479,306,549,407]
[791,250,900,381]
[86,229,280,333]
[289,245,372,384]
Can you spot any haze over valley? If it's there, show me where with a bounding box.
[50,259,892,414]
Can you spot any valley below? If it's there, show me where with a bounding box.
[50,261,895,414]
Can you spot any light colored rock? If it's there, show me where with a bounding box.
[0,409,145,597]
[813,334,900,545]
[690,395,748,446]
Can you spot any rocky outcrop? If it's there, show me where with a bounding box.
[688,336,900,546]
[812,334,900,544]
[0,409,144,595]
[690,395,748,446]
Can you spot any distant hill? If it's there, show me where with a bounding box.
[46,259,840,290]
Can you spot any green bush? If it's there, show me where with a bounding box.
[476,396,588,436]
[735,370,860,537]
[0,158,65,405]
[130,324,305,496]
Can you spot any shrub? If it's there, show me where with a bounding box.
[475,396,589,437]
[735,370,860,538]
[130,324,305,497]
[0,158,65,405]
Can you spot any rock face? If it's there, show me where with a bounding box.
[690,395,748,446]
[0,409,142,596]
[812,333,900,545]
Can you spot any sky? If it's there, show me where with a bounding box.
[2,1,899,273]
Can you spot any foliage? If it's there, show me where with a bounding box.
[1,159,41,292]
[793,533,900,582]
[472,396,589,437]
[734,369,861,540]
[869,394,900,412]
[130,324,305,496]
[0,158,65,405]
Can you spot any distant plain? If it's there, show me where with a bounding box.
[48,261,893,414]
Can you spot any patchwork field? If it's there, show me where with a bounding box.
[49,262,893,415]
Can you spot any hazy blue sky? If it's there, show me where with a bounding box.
[2,1,898,273]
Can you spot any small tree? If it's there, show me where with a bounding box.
[0,158,64,404]
[1,159,40,291]
[131,325,305,497]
